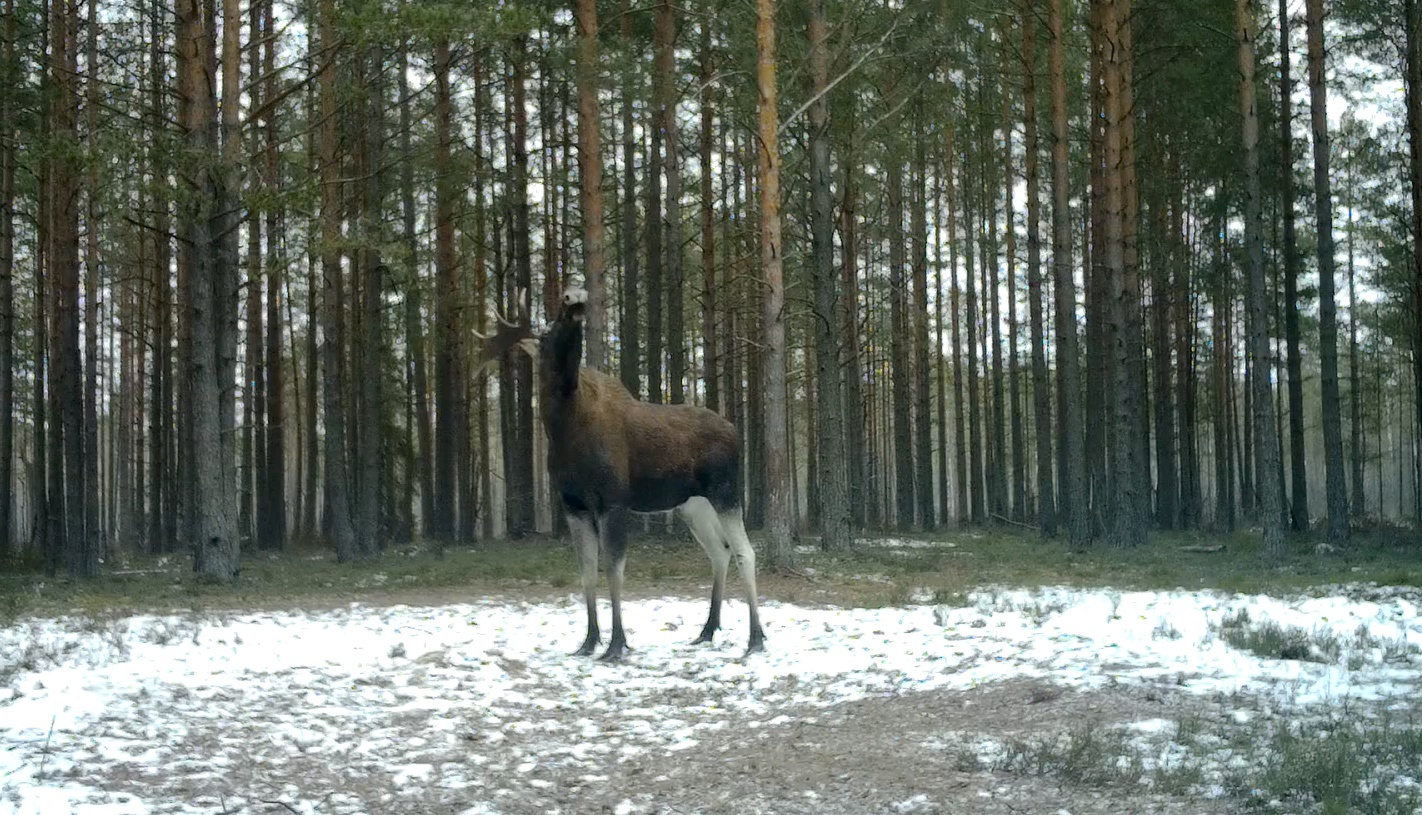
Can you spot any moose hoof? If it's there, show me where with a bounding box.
[691,628,717,646]
[563,288,588,306]
[573,633,600,657]
[597,642,631,663]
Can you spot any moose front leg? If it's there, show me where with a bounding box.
[598,508,632,662]
[567,513,601,656]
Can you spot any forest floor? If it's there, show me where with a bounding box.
[2,527,1421,814]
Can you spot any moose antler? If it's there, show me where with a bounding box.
[470,287,536,377]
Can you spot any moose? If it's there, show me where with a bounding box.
[474,287,765,662]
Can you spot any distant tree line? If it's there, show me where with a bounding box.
[0,0,1419,581]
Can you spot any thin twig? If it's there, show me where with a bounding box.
[990,513,1037,531]
[259,801,300,815]
[36,716,55,780]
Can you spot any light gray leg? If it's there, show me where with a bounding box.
[568,513,600,656]
[718,507,765,655]
[678,497,731,644]
[598,508,632,662]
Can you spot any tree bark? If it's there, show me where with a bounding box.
[657,0,685,404]
[964,153,985,525]
[808,0,849,549]
[619,0,641,398]
[148,0,172,554]
[576,0,607,370]
[841,110,867,529]
[1102,0,1145,548]
[757,0,792,562]
[432,37,458,541]
[700,20,718,414]
[1238,0,1286,557]
[1,0,15,555]
[1304,0,1350,544]
[52,0,90,574]
[886,75,914,530]
[83,0,101,556]
[1278,0,1309,532]
[260,0,284,551]
[177,0,238,579]
[316,0,355,561]
[1405,0,1422,530]
[949,138,969,525]
[243,0,263,549]
[1050,0,1088,546]
[509,38,536,538]
[1346,144,1364,518]
[647,4,667,404]
[913,109,935,530]
[392,43,431,540]
[1022,4,1053,536]
[356,44,385,557]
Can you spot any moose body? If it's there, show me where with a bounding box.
[527,289,765,661]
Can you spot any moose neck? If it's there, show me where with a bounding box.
[541,315,585,428]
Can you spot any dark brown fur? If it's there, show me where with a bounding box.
[536,292,763,661]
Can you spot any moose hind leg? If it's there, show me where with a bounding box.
[719,507,766,655]
[678,497,729,645]
[567,513,601,656]
[598,508,632,662]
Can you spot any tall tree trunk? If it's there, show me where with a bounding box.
[214,0,241,572]
[1213,214,1235,532]
[1346,148,1365,518]
[619,0,640,398]
[934,164,951,526]
[148,0,171,553]
[432,38,458,541]
[1022,4,1054,535]
[757,0,792,561]
[1001,68,1025,523]
[984,84,1007,522]
[397,42,432,539]
[700,20,718,413]
[808,0,849,549]
[1305,0,1350,543]
[356,44,385,557]
[83,0,101,556]
[1406,0,1422,495]
[1103,0,1145,548]
[475,61,493,539]
[177,0,238,578]
[1151,139,1178,529]
[841,114,867,529]
[316,0,354,561]
[1050,0,1088,546]
[1086,0,1109,531]
[0,0,15,555]
[913,109,935,529]
[1279,0,1308,531]
[887,76,914,530]
[647,2,667,405]
[1174,174,1199,529]
[52,0,89,574]
[658,0,685,404]
[949,141,969,525]
[964,154,985,525]
[509,38,536,538]
[576,0,607,369]
[1238,0,1286,557]
[243,0,263,549]
[261,0,284,551]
